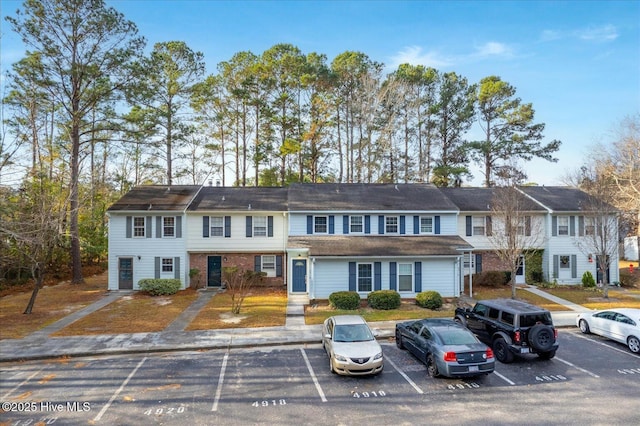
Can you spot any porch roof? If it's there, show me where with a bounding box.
[287,235,473,257]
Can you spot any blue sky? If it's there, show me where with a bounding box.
[1,0,639,186]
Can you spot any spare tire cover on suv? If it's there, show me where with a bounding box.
[528,324,555,351]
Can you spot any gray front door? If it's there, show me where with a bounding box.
[207,256,222,287]
[118,257,133,289]
[292,259,307,292]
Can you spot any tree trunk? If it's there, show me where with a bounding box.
[24,268,44,314]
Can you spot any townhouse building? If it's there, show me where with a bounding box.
[106,183,619,297]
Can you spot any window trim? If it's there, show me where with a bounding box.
[357,263,373,292]
[209,216,224,237]
[162,216,176,238]
[557,216,569,236]
[253,216,268,237]
[472,216,486,236]
[133,216,146,238]
[314,215,328,234]
[419,216,434,234]
[161,257,174,274]
[397,262,413,292]
[350,215,364,234]
[385,216,399,234]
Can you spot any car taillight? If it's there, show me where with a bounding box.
[443,352,457,362]
[554,329,558,339]
[514,331,521,343]
[485,348,494,359]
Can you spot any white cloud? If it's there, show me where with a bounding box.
[388,45,453,69]
[473,41,513,58]
[576,24,618,42]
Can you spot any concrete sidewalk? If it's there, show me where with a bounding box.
[0,287,586,363]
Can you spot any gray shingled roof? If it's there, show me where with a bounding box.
[439,187,546,212]
[287,235,473,257]
[107,185,201,212]
[287,183,459,212]
[187,186,288,211]
[517,186,594,212]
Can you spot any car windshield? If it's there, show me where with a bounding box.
[439,328,478,345]
[333,324,374,342]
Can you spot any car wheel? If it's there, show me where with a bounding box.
[538,349,556,360]
[453,315,467,328]
[529,325,555,352]
[493,338,514,364]
[628,336,640,354]
[426,355,440,378]
[579,319,590,334]
[395,330,404,349]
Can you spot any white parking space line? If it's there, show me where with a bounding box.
[94,357,147,422]
[300,348,327,402]
[1,367,44,400]
[554,357,600,378]
[570,332,639,358]
[385,357,424,394]
[493,371,516,386]
[211,352,229,411]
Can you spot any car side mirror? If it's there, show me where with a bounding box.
[324,334,331,340]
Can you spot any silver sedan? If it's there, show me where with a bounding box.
[322,315,383,376]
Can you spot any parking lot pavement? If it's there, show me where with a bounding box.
[2,330,638,425]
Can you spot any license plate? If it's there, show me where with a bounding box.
[520,347,530,353]
[469,365,479,372]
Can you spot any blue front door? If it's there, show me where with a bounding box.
[292,259,307,292]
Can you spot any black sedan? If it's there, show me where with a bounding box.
[395,318,495,378]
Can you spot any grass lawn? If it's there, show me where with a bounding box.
[541,287,640,310]
[468,287,568,311]
[187,287,287,330]
[53,289,199,336]
[304,300,454,325]
[0,272,109,340]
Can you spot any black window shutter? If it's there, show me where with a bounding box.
[154,257,160,279]
[365,215,371,234]
[374,262,382,291]
[225,216,231,238]
[126,216,132,238]
[414,216,419,234]
[246,216,253,237]
[465,216,472,236]
[378,216,384,234]
[268,216,274,237]
[176,216,182,238]
[389,262,397,290]
[570,216,576,236]
[400,216,406,235]
[475,254,483,273]
[414,262,422,292]
[349,262,356,291]
[156,216,162,238]
[276,255,282,277]
[203,216,209,237]
[329,215,334,234]
[254,255,261,272]
[486,216,492,236]
[343,215,349,234]
[146,217,152,238]
[552,216,558,236]
[525,216,531,236]
[174,257,180,279]
[307,215,313,234]
[434,216,441,235]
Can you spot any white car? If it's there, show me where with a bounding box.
[576,308,640,354]
[322,315,383,375]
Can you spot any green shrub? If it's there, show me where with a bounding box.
[474,271,509,287]
[138,278,181,296]
[328,291,360,310]
[367,290,401,310]
[581,271,596,288]
[415,291,443,310]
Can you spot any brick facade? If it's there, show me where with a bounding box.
[189,253,286,288]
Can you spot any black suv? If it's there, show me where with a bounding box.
[454,299,558,363]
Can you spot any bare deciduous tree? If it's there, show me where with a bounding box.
[488,185,546,299]
[222,267,265,314]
